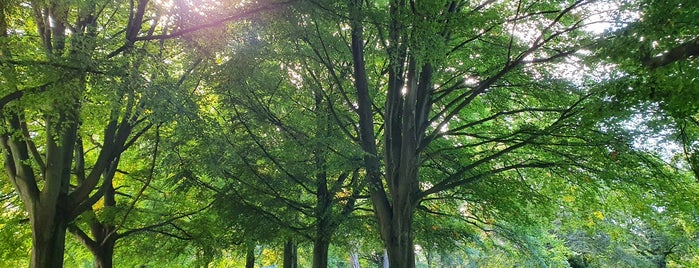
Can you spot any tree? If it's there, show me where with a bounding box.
[294,0,625,266]
[600,0,699,177]
[184,19,368,266]
[570,1,699,266]
[4,0,697,266]
[558,181,699,268]
[182,1,637,266]
[0,0,291,266]
[0,0,145,265]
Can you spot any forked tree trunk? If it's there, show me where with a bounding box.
[90,164,120,268]
[69,211,119,268]
[654,254,667,268]
[68,163,121,268]
[311,101,335,268]
[348,0,421,266]
[25,114,78,268]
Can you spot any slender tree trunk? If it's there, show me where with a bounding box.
[312,96,334,268]
[654,255,667,268]
[69,212,118,268]
[350,251,360,268]
[66,162,121,268]
[283,240,297,268]
[92,170,118,268]
[425,248,433,268]
[245,243,255,268]
[311,196,334,268]
[382,249,389,268]
[658,261,667,268]
[93,250,114,268]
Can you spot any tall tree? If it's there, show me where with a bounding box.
[0,1,141,265]
[194,19,367,266]
[0,0,291,266]
[270,0,630,266]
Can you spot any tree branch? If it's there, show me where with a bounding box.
[642,36,699,69]
[67,224,99,253]
[118,202,212,239]
[134,1,295,41]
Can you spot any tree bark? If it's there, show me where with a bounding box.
[68,211,118,268]
[350,251,360,268]
[382,249,390,268]
[245,243,255,268]
[92,238,115,268]
[88,221,117,268]
[312,92,335,268]
[68,158,121,268]
[283,240,297,268]
[383,204,416,268]
[29,208,68,268]
[312,237,330,268]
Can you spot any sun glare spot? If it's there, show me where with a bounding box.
[155,0,174,9]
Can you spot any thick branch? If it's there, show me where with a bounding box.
[67,224,99,253]
[642,36,699,69]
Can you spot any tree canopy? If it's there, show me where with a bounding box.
[1,0,698,267]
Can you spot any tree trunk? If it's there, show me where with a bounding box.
[348,0,421,266]
[283,240,297,268]
[350,251,360,268]
[65,164,120,268]
[1,3,135,268]
[92,239,115,268]
[312,105,333,268]
[382,249,389,268]
[425,248,433,268]
[30,208,68,268]
[383,209,416,268]
[90,223,117,268]
[69,214,118,268]
[654,255,667,268]
[245,243,255,268]
[312,237,330,268]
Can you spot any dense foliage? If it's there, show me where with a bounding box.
[1,0,698,267]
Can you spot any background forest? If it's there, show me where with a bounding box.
[1,0,698,267]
